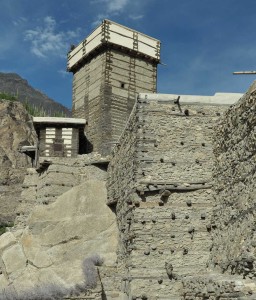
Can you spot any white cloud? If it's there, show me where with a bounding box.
[91,13,109,27]
[58,69,70,78]
[91,0,128,13]
[106,0,128,13]
[91,0,128,26]
[24,16,80,58]
[129,14,144,20]
[13,17,27,26]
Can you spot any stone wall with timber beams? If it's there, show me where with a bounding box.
[72,47,158,156]
[107,93,238,299]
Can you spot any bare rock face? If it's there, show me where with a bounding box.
[0,180,118,296]
[0,99,37,225]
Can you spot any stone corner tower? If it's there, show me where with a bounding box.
[67,19,161,155]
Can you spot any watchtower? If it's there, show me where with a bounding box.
[67,19,160,155]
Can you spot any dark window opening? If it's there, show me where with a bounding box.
[79,127,93,154]
[53,143,63,152]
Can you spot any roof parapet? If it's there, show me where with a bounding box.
[67,19,161,72]
[138,92,244,105]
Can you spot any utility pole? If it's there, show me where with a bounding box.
[233,71,256,75]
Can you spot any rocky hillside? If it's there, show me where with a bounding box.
[0,73,71,116]
[0,99,37,227]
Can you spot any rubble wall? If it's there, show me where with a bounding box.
[107,102,138,280]
[107,96,232,299]
[209,82,256,279]
[107,104,138,206]
[180,83,256,300]
[182,275,256,299]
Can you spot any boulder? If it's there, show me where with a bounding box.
[0,180,118,294]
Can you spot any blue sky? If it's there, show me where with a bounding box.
[0,0,256,109]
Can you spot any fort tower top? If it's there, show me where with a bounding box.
[67,19,160,155]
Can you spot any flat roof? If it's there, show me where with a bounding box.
[138,92,244,105]
[33,117,86,125]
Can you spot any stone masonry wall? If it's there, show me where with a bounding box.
[182,275,256,299]
[179,82,256,300]
[72,51,105,153]
[107,95,233,299]
[106,49,157,148]
[209,81,256,279]
[107,103,138,274]
[72,52,104,119]
[99,49,157,156]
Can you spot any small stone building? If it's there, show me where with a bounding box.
[33,117,86,158]
[67,19,161,156]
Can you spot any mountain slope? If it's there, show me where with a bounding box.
[0,73,71,116]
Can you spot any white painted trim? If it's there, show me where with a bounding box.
[33,117,86,125]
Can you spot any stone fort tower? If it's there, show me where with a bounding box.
[67,19,160,155]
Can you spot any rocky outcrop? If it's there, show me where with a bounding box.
[0,99,37,225]
[0,180,118,298]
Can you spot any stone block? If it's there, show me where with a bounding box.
[0,232,16,252]
[2,243,26,274]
